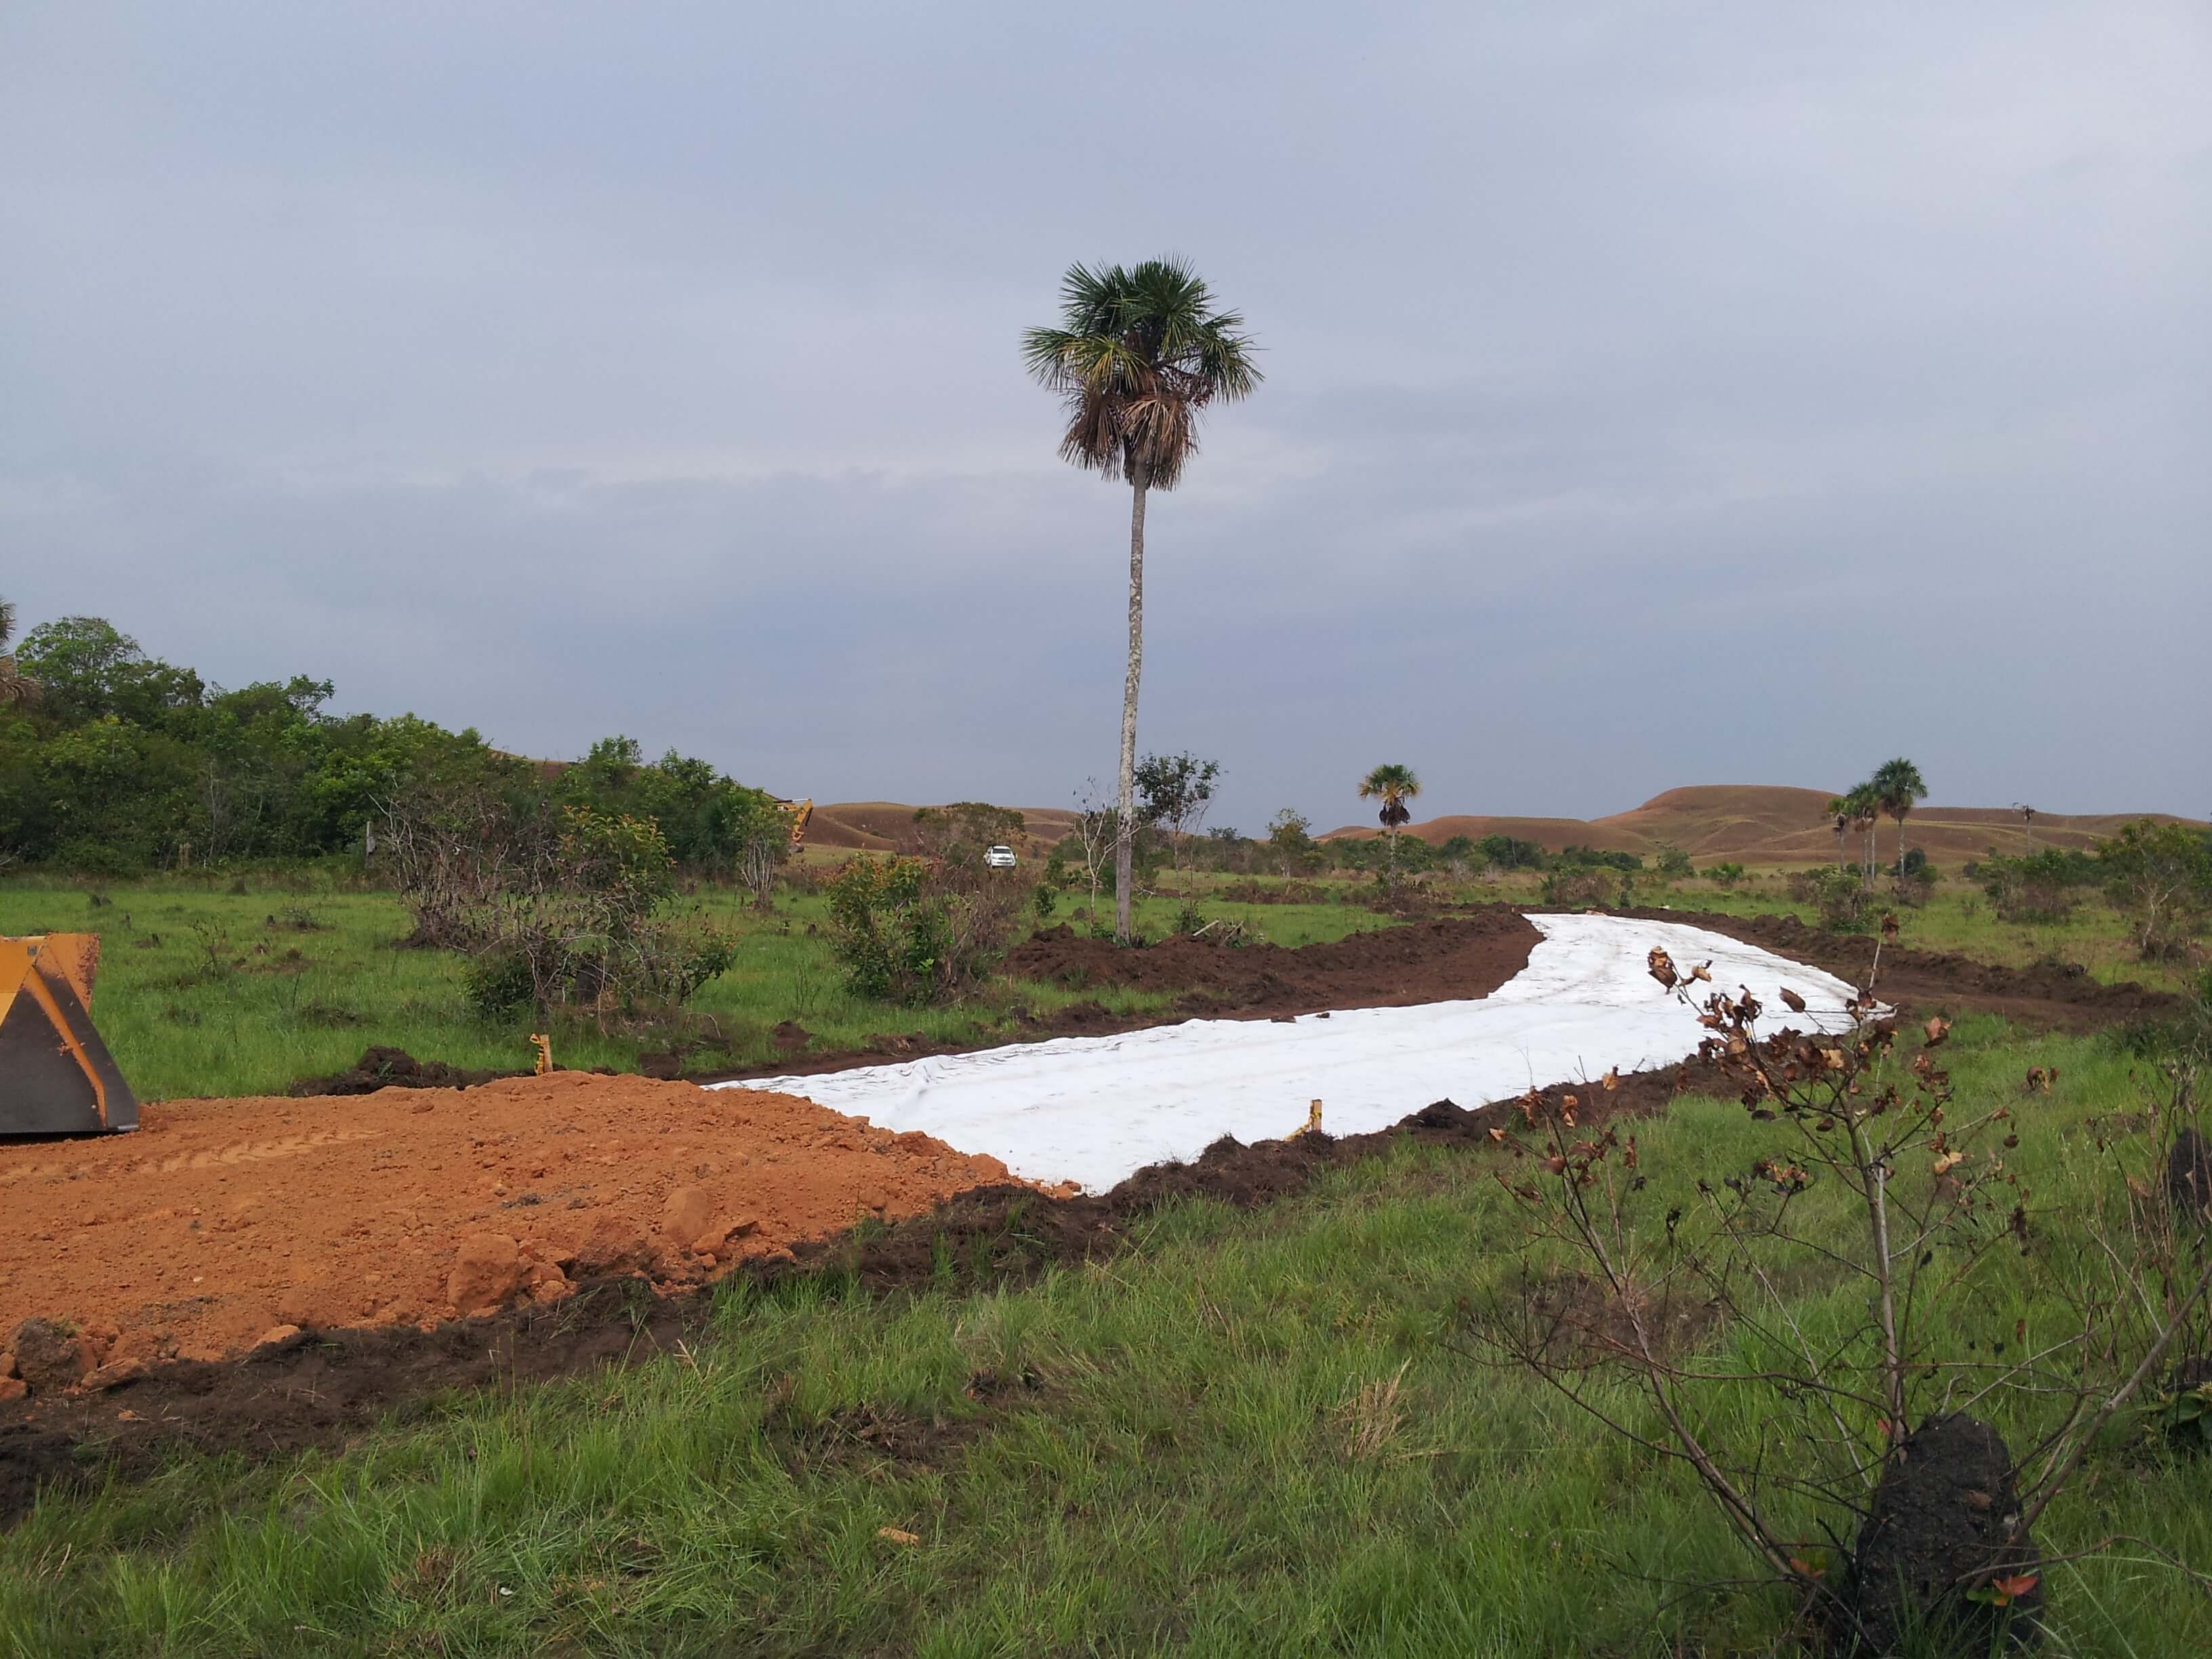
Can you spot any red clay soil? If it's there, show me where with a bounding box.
[0,1073,1025,1371]
[0,1065,1683,1527]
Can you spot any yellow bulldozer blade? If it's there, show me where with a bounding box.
[0,934,140,1135]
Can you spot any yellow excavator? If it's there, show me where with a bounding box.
[775,798,813,849]
[0,934,139,1135]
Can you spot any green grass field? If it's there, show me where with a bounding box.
[3,869,2207,1654]
[3,1015,2207,1656]
[0,876,1394,1101]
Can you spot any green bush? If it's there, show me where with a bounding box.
[463,949,536,1019]
[825,856,1022,1004]
[1540,868,1614,909]
[1704,862,1746,888]
[1475,834,1547,871]
[1557,844,1642,873]
[1979,847,2095,923]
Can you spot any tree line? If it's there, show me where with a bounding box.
[0,609,785,877]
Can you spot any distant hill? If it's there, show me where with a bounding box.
[1324,785,2205,867]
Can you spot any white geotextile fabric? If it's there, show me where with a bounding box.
[712,913,1864,1193]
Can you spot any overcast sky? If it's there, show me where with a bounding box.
[4,3,2206,830]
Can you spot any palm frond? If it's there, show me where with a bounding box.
[1023,258,1261,490]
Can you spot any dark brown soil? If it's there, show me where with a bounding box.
[1008,909,1538,1008]
[287,1044,523,1096]
[713,909,1542,1086]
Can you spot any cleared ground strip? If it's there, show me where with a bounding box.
[718,913,1865,1191]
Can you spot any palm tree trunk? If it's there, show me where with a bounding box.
[1114,466,1147,942]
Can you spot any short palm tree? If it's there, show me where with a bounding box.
[1825,797,1852,871]
[1359,764,1422,869]
[1840,783,1882,889]
[0,598,37,710]
[1025,260,1260,941]
[1871,757,1927,878]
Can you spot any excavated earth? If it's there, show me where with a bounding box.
[0,1072,1021,1378]
[0,906,2183,1523]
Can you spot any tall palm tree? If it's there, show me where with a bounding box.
[1025,260,1260,941]
[1871,757,1928,878]
[1359,764,1421,870]
[0,598,37,710]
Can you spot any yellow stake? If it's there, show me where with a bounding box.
[531,1033,553,1076]
[1293,1099,1322,1137]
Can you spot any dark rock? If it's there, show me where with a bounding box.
[10,1319,94,1394]
[1838,1412,2043,1654]
[2166,1128,2212,1225]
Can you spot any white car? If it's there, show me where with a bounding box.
[983,844,1017,869]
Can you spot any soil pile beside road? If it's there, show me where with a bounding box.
[0,1073,1019,1368]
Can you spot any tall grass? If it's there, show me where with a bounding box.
[0,876,1393,1101]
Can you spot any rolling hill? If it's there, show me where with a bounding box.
[1323,785,2203,867]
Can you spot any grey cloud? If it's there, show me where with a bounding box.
[3,1,2206,830]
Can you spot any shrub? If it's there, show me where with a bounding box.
[463,949,535,1019]
[390,787,734,1020]
[2099,819,2212,960]
[1476,834,1547,871]
[1790,866,1873,933]
[825,855,1023,1003]
[1557,844,1642,873]
[1652,841,1694,880]
[1540,868,1614,909]
[1979,846,2095,924]
[1703,861,1746,889]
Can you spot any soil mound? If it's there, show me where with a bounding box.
[0,1072,1019,1370]
[288,1044,523,1096]
[1005,909,1540,1015]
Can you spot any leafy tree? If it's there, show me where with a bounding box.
[1265,807,1315,872]
[2098,819,2212,960]
[1024,260,1259,941]
[1134,751,1222,867]
[1871,756,1929,879]
[1358,764,1421,869]
[15,615,203,726]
